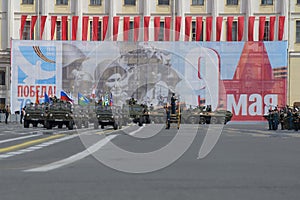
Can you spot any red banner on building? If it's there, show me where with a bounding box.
[196,16,202,41]
[185,16,192,41]
[227,16,233,41]
[123,16,130,41]
[92,16,99,41]
[20,15,28,39]
[248,16,255,41]
[259,16,266,41]
[269,16,276,41]
[51,16,57,40]
[165,17,171,41]
[144,16,150,41]
[206,16,212,41]
[82,16,89,41]
[238,16,244,41]
[134,16,140,42]
[216,16,223,41]
[30,16,37,40]
[61,16,68,40]
[175,16,182,41]
[103,16,109,41]
[72,16,79,40]
[278,16,285,41]
[40,16,47,40]
[113,16,120,41]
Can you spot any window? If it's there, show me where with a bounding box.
[89,21,102,41]
[263,21,270,41]
[22,0,34,4]
[296,21,300,43]
[192,0,204,5]
[298,0,300,5]
[232,21,237,41]
[227,0,238,5]
[0,71,5,85]
[90,0,101,5]
[56,0,68,5]
[124,0,136,5]
[56,21,61,40]
[22,21,31,40]
[0,98,5,112]
[158,0,169,5]
[261,0,273,5]
[159,22,164,41]
[129,21,134,41]
[192,21,203,41]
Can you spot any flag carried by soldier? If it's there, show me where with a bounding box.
[110,92,113,106]
[60,90,73,103]
[78,92,90,106]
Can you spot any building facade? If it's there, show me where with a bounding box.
[0,0,299,110]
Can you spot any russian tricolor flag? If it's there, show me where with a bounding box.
[60,90,73,102]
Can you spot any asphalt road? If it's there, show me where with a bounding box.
[1,121,300,200]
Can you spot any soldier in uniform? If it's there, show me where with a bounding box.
[268,107,273,130]
[171,93,177,114]
[165,104,171,129]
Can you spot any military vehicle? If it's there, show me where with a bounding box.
[148,106,165,124]
[128,103,151,126]
[73,105,89,129]
[181,105,233,124]
[23,103,46,128]
[94,105,124,130]
[44,101,74,130]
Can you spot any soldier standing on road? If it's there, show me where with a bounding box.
[171,93,177,114]
[5,105,10,124]
[20,107,26,124]
[268,107,273,130]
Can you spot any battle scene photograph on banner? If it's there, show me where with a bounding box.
[11,40,287,121]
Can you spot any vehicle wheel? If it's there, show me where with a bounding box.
[218,117,226,124]
[113,122,118,130]
[94,121,99,129]
[188,116,197,124]
[68,121,74,130]
[101,125,104,129]
[199,117,206,124]
[211,117,218,124]
[24,121,29,128]
[84,121,89,128]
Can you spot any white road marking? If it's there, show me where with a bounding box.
[24,126,144,172]
[0,133,42,144]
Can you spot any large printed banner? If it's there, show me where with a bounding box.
[11,40,287,121]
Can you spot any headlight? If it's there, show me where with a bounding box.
[97,115,100,118]
[41,114,44,117]
[26,114,30,117]
[50,113,53,117]
[66,114,69,117]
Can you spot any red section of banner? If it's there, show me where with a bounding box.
[206,16,212,41]
[248,16,255,41]
[216,16,223,41]
[164,17,171,41]
[82,16,89,41]
[278,16,285,41]
[175,16,182,41]
[123,16,130,41]
[227,16,233,41]
[223,42,286,121]
[113,16,120,41]
[134,16,140,42]
[259,16,266,41]
[196,17,202,41]
[61,16,68,40]
[92,16,99,41]
[72,16,79,40]
[103,16,109,41]
[30,16,37,40]
[185,16,192,41]
[238,16,244,41]
[144,16,150,41]
[20,15,27,39]
[51,16,57,40]
[269,16,276,41]
[40,16,47,39]
[154,17,160,41]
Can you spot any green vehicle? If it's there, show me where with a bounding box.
[94,105,124,130]
[23,103,46,128]
[73,105,89,129]
[44,101,74,130]
[149,106,166,124]
[128,103,151,126]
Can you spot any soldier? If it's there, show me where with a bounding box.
[171,93,177,114]
[4,105,10,124]
[273,107,279,130]
[268,107,273,130]
[165,105,171,129]
[287,108,293,130]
